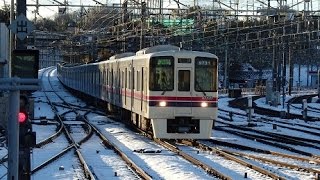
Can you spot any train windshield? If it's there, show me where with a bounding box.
[149,56,174,91]
[195,57,218,92]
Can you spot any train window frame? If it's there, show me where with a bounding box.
[194,57,218,92]
[149,56,174,91]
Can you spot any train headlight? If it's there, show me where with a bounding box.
[159,101,167,107]
[201,102,208,107]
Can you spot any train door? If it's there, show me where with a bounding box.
[175,67,192,115]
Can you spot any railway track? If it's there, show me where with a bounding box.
[132,121,280,179]
[227,95,319,121]
[215,119,320,159]
[32,67,320,179]
[213,97,320,179]
[219,106,320,138]
[193,140,320,179]
[32,67,151,179]
[35,67,227,179]
[178,140,288,179]
[205,138,320,164]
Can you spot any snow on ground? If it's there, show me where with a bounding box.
[0,67,319,179]
[87,113,215,179]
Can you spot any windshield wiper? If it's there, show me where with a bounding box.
[196,80,207,96]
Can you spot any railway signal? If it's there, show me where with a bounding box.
[18,111,27,123]
[19,95,28,124]
[19,95,36,180]
[19,95,36,148]
[11,49,39,79]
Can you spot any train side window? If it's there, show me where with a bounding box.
[106,70,109,86]
[108,70,111,86]
[97,71,99,85]
[118,68,120,87]
[103,70,106,85]
[128,71,131,89]
[121,71,124,88]
[178,70,190,91]
[125,68,127,89]
[141,67,144,92]
[132,68,135,90]
[111,69,114,87]
[137,71,140,91]
[100,70,102,85]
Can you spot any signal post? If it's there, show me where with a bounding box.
[3,0,39,179]
[0,78,39,180]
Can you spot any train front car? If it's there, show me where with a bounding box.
[148,50,218,139]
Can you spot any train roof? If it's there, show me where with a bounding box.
[136,45,180,56]
[109,52,135,60]
[60,45,218,68]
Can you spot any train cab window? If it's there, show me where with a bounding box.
[178,70,190,91]
[195,57,218,92]
[149,56,174,91]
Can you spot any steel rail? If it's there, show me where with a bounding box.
[222,149,320,174]
[84,116,153,180]
[182,140,286,180]
[154,139,232,180]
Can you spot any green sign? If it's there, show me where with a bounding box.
[157,59,172,66]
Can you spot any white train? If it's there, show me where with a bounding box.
[57,45,218,139]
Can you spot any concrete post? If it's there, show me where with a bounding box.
[247,96,254,126]
[7,89,19,180]
[302,99,307,121]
